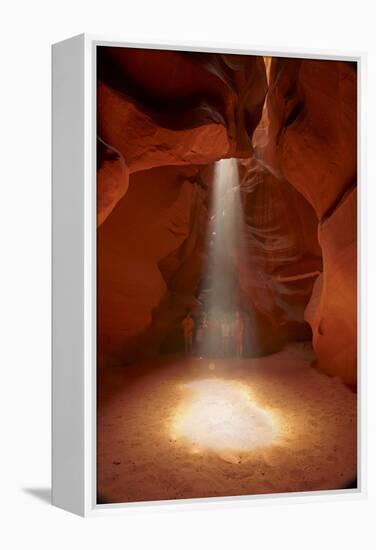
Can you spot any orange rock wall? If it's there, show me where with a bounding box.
[236,159,322,354]
[260,58,357,385]
[305,187,357,385]
[97,166,209,365]
[97,50,357,385]
[97,47,268,364]
[97,47,267,226]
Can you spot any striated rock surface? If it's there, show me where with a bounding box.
[97,165,209,366]
[97,139,130,226]
[97,48,267,223]
[259,57,357,384]
[262,58,357,220]
[98,79,230,172]
[96,52,357,386]
[235,159,322,354]
[305,187,357,386]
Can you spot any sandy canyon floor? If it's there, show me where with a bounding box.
[97,343,357,504]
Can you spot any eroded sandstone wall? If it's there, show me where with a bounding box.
[97,50,357,385]
[97,166,207,365]
[235,158,322,355]
[97,47,267,226]
[258,58,357,385]
[97,48,268,365]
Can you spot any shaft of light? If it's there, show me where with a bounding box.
[203,158,246,322]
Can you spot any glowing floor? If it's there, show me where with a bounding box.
[97,343,357,504]
[171,379,276,461]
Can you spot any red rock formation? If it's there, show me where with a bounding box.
[305,187,357,386]
[98,80,230,172]
[96,50,357,385]
[260,58,357,384]
[262,58,357,219]
[97,47,267,225]
[96,48,269,363]
[97,165,209,365]
[97,140,130,226]
[235,159,322,354]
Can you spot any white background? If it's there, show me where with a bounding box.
[1,0,375,548]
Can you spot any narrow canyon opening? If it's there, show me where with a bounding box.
[96,49,357,504]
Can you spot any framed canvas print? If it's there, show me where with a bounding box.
[52,34,365,516]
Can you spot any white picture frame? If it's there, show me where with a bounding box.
[52,34,366,517]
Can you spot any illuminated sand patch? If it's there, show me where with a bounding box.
[171,379,277,462]
[97,345,357,503]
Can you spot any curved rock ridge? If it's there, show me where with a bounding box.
[261,58,357,220]
[97,48,267,225]
[97,165,209,366]
[258,58,357,384]
[305,187,357,386]
[96,52,357,387]
[97,139,130,226]
[98,47,267,156]
[235,158,322,354]
[98,81,230,172]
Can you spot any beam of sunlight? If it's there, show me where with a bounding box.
[198,158,248,358]
[171,379,277,462]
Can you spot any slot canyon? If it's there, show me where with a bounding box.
[96,47,357,504]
